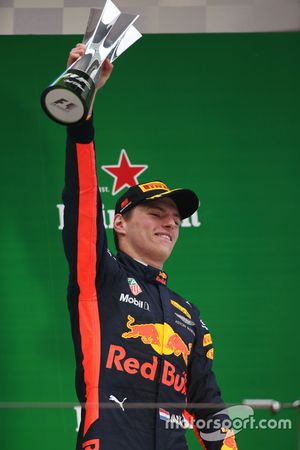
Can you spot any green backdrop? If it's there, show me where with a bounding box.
[0,33,299,449]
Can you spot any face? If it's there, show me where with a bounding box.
[114,197,181,269]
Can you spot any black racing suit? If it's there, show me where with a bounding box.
[62,118,237,450]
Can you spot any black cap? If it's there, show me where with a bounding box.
[115,180,199,220]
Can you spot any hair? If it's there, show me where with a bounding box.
[113,228,120,251]
[113,209,133,252]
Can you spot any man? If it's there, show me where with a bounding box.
[63,44,237,450]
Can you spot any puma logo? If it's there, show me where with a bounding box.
[109,394,127,411]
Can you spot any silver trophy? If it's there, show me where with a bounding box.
[41,0,141,125]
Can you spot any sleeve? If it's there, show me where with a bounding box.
[185,310,238,450]
[61,117,111,437]
[62,117,108,286]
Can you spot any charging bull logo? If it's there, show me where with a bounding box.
[122,315,192,365]
[122,315,160,345]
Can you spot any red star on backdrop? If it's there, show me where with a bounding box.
[101,149,148,195]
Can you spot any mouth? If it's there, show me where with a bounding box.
[155,233,172,243]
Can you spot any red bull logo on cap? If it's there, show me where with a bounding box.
[120,198,129,209]
[122,315,192,365]
[139,181,169,192]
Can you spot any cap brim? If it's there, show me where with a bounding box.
[146,188,199,220]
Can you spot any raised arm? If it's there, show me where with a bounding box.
[61,45,116,439]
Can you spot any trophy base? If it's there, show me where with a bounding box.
[41,69,96,125]
[41,87,86,125]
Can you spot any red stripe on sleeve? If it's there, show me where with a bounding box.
[182,410,207,449]
[76,142,101,437]
[192,424,208,450]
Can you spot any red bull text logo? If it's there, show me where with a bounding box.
[106,344,187,394]
[139,181,169,192]
[121,315,192,365]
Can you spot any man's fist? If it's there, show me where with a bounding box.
[67,43,86,68]
[67,43,113,91]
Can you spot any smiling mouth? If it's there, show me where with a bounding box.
[155,233,172,242]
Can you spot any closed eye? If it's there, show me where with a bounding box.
[147,206,180,226]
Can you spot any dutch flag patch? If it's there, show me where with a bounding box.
[159,408,170,421]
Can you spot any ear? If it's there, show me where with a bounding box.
[113,213,127,236]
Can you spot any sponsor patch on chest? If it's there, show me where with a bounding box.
[119,293,150,311]
[128,277,143,296]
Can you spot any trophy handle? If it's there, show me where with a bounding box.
[83,8,103,45]
[108,25,142,63]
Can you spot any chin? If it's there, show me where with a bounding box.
[145,243,173,266]
[157,248,173,264]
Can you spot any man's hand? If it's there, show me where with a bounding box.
[67,43,113,91]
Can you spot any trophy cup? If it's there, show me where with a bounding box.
[41,0,141,125]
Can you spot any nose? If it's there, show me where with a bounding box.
[163,214,178,229]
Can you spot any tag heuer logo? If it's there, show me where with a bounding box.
[128,278,142,296]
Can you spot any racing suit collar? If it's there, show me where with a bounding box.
[117,251,169,286]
